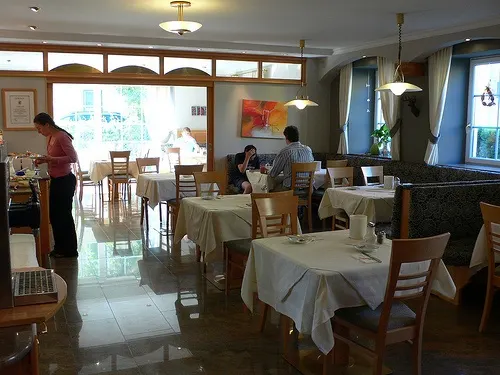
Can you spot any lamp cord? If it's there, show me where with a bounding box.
[397,23,402,65]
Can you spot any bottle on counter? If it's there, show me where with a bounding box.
[363,222,377,245]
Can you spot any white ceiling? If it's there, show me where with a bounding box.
[1,0,500,56]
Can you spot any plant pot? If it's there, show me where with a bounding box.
[370,143,380,156]
[382,143,390,157]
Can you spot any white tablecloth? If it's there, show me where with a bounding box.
[174,195,253,261]
[241,230,455,355]
[470,224,500,268]
[135,173,191,209]
[318,186,395,223]
[88,160,139,183]
[246,169,328,193]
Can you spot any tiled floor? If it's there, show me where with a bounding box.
[38,189,500,374]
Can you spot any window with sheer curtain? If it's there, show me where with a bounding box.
[466,57,500,165]
[373,74,391,153]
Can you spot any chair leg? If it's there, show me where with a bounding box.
[259,301,269,332]
[140,198,145,226]
[332,216,336,231]
[79,182,83,201]
[373,346,385,375]
[333,322,350,366]
[479,279,496,332]
[159,203,163,225]
[225,249,231,296]
[196,245,202,262]
[412,334,422,375]
[307,204,312,233]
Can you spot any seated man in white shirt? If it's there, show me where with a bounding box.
[173,127,200,153]
[269,125,314,191]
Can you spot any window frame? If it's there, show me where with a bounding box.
[465,55,500,166]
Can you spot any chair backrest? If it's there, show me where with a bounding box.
[361,166,383,186]
[291,162,316,203]
[378,233,450,336]
[250,191,294,239]
[327,159,348,168]
[109,151,131,179]
[193,171,227,197]
[136,157,160,174]
[174,164,204,201]
[480,202,500,278]
[74,159,84,179]
[327,167,354,188]
[166,147,181,172]
[254,195,299,238]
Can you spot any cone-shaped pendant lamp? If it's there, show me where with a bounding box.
[284,40,319,110]
[375,13,422,96]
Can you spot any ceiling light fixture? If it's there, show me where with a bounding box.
[30,6,40,12]
[42,41,47,44]
[465,38,471,42]
[159,1,202,36]
[28,25,37,30]
[362,55,367,58]
[97,43,102,46]
[284,39,318,110]
[375,13,422,96]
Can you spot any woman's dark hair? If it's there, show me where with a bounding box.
[244,145,256,153]
[183,127,192,134]
[283,125,299,142]
[33,112,74,140]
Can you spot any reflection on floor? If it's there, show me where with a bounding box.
[39,190,500,374]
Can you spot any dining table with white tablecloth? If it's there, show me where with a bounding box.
[469,223,500,268]
[135,172,196,209]
[174,195,254,261]
[318,185,395,223]
[241,230,456,355]
[246,168,328,193]
[88,160,139,183]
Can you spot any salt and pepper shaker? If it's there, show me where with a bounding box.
[363,222,377,245]
[394,177,401,188]
[377,231,385,245]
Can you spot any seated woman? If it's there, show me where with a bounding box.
[174,127,200,153]
[229,145,260,194]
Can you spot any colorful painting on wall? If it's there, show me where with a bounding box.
[241,99,288,139]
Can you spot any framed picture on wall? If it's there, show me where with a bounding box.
[200,106,206,116]
[191,106,197,116]
[2,89,37,131]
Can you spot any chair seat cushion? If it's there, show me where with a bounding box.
[166,198,178,206]
[225,238,252,255]
[81,174,92,181]
[335,302,416,333]
[109,175,130,182]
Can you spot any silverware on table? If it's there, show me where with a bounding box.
[361,251,382,263]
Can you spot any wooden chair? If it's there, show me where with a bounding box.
[326,159,348,168]
[325,233,450,375]
[254,195,299,331]
[166,147,181,172]
[108,151,131,201]
[136,157,160,230]
[361,166,384,186]
[193,171,227,197]
[165,164,204,235]
[291,162,317,233]
[327,167,354,230]
[224,191,294,296]
[479,202,500,332]
[74,159,101,202]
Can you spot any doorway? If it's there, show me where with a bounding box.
[51,83,211,172]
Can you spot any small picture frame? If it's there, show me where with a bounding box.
[200,106,206,116]
[2,89,37,131]
[196,106,201,116]
[191,106,197,116]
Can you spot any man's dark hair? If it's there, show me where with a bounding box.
[283,126,299,142]
[244,145,256,153]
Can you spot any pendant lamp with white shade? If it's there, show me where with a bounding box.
[284,40,319,110]
[375,13,422,96]
[159,1,202,36]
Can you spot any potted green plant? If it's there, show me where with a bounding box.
[370,124,391,156]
